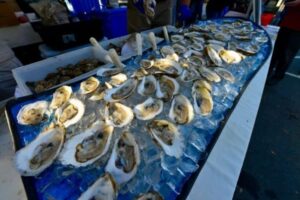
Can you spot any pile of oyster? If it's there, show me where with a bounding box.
[14,19,268,199]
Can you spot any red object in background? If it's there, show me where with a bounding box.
[261,13,274,26]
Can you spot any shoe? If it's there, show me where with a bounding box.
[266,76,282,86]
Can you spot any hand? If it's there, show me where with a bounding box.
[143,0,156,18]
[178,4,192,21]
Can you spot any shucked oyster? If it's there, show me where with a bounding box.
[59,122,113,167]
[214,67,235,83]
[169,94,194,124]
[137,75,157,96]
[180,68,200,82]
[89,84,107,101]
[140,59,154,69]
[198,66,221,83]
[136,191,163,200]
[108,73,127,87]
[156,75,179,102]
[219,49,244,64]
[78,173,117,200]
[17,101,49,125]
[79,77,100,94]
[105,131,140,184]
[15,127,65,176]
[134,97,163,120]
[192,80,213,116]
[205,45,223,67]
[147,120,184,158]
[50,86,72,109]
[153,58,183,76]
[55,98,85,128]
[160,46,179,62]
[97,67,123,77]
[104,79,138,102]
[105,103,134,128]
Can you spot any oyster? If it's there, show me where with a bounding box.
[17,101,49,125]
[192,36,205,44]
[136,192,163,200]
[169,95,194,124]
[255,35,268,43]
[147,120,183,158]
[180,68,200,82]
[140,59,154,69]
[105,103,134,128]
[78,173,117,200]
[109,73,127,87]
[208,44,224,54]
[104,79,137,102]
[105,131,140,184]
[192,80,213,116]
[207,39,226,47]
[189,55,206,67]
[236,44,259,56]
[89,84,107,101]
[160,46,179,62]
[50,86,72,109]
[172,43,187,54]
[214,67,235,83]
[198,66,221,82]
[137,75,157,96]
[219,49,244,64]
[55,98,85,128]
[131,68,149,80]
[171,35,184,43]
[153,59,183,76]
[15,127,65,176]
[205,45,223,67]
[190,42,204,51]
[59,122,113,167]
[80,77,100,94]
[184,31,200,38]
[156,75,180,102]
[214,32,231,42]
[97,67,123,77]
[134,97,163,120]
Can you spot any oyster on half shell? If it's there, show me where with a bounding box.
[15,127,65,176]
[205,45,223,67]
[50,86,72,109]
[214,67,235,83]
[169,94,194,124]
[147,120,184,158]
[17,101,49,125]
[198,66,221,83]
[78,173,117,200]
[153,58,183,76]
[59,122,113,167]
[160,46,179,62]
[104,78,138,102]
[105,131,140,184]
[105,103,134,128]
[192,80,213,116]
[156,75,179,102]
[134,97,163,120]
[79,77,100,94]
[136,192,163,200]
[137,75,157,96]
[219,49,244,64]
[55,98,85,128]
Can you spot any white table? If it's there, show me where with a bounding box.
[0,26,277,200]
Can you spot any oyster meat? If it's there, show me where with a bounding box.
[147,120,184,158]
[180,68,200,82]
[59,122,113,167]
[169,94,194,124]
[55,98,85,128]
[156,75,180,102]
[134,97,163,120]
[205,45,223,67]
[137,75,157,96]
[89,84,107,101]
[105,103,134,128]
[140,59,154,69]
[192,80,213,116]
[109,73,127,87]
[172,43,187,55]
[80,77,100,94]
[17,101,49,125]
[105,131,140,184]
[78,173,117,200]
[160,46,179,62]
[15,127,65,176]
[214,67,235,83]
[198,66,221,82]
[50,86,72,109]
[104,79,138,102]
[153,58,183,76]
[171,35,184,43]
[136,192,163,200]
[219,49,244,64]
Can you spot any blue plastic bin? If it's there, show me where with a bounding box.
[69,0,108,15]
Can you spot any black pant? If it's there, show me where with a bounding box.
[268,27,300,79]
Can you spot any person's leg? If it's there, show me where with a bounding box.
[273,28,300,79]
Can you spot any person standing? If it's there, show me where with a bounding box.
[267,0,300,85]
[206,0,233,19]
[177,0,204,26]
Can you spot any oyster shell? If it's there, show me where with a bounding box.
[156,75,179,102]
[97,67,123,77]
[214,32,231,42]
[153,59,183,76]
[105,131,140,184]
[205,45,223,67]
[171,35,184,43]
[214,67,235,83]
[255,36,268,43]
[137,75,157,96]
[140,59,154,69]
[89,84,107,101]
[169,94,194,124]
[80,77,100,94]
[192,80,213,116]
[134,97,163,120]
[50,86,72,109]
[109,73,127,87]
[104,79,138,102]
[105,103,134,128]
[198,66,221,82]
[236,44,259,56]
[15,127,65,176]
[136,192,163,200]
[172,43,187,54]
[78,173,117,200]
[189,55,206,67]
[160,46,179,62]
[190,42,204,51]
[207,39,226,47]
[59,122,113,167]
[219,49,244,64]
[55,98,85,128]
[17,101,49,125]
[147,120,183,158]
[131,68,149,80]
[180,68,200,82]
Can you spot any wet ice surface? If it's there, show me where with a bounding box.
[7,18,272,200]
